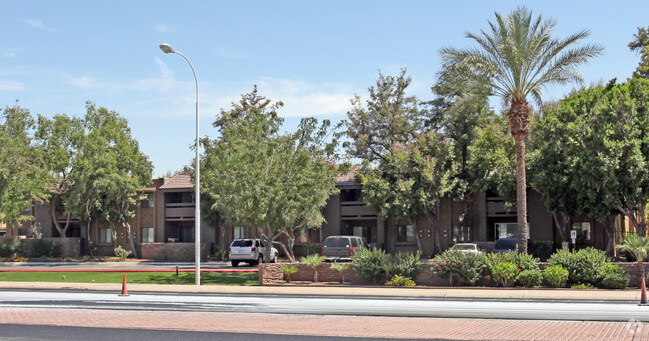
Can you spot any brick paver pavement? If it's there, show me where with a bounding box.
[1,307,647,340]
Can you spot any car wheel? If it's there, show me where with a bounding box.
[271,253,278,263]
[231,261,239,267]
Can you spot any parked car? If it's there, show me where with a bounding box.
[451,243,481,254]
[492,238,517,253]
[228,238,278,267]
[321,235,366,261]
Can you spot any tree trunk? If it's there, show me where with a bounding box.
[124,222,138,258]
[49,198,71,237]
[552,213,569,244]
[507,100,530,254]
[513,132,529,253]
[109,221,118,249]
[413,220,423,254]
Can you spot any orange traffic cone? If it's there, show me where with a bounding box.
[119,274,129,297]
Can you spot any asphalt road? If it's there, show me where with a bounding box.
[1,289,647,322]
[0,324,409,341]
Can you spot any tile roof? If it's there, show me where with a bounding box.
[159,174,194,189]
[335,170,358,186]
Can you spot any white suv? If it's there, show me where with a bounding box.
[228,239,279,267]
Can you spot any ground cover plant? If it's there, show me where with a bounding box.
[0,272,258,285]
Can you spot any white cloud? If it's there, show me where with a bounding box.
[2,48,22,58]
[214,46,248,59]
[22,19,55,31]
[155,24,175,32]
[0,80,24,91]
[254,78,355,117]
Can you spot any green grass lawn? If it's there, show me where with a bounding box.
[0,272,258,285]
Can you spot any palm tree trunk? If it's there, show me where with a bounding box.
[514,131,529,253]
[507,99,530,254]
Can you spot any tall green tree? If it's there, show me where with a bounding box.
[440,6,603,252]
[64,102,152,256]
[629,26,649,79]
[85,103,152,258]
[345,69,423,163]
[35,114,84,237]
[359,133,459,253]
[201,89,340,262]
[0,104,48,230]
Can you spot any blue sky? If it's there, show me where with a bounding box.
[2,1,648,176]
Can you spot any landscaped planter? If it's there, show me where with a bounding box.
[259,261,649,288]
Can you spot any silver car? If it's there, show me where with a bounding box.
[321,235,366,261]
[229,238,278,267]
[451,243,481,254]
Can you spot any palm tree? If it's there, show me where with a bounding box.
[300,254,326,282]
[617,234,649,304]
[617,234,649,277]
[441,6,603,253]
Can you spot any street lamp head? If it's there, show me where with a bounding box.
[159,43,176,54]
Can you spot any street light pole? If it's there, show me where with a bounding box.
[159,43,201,285]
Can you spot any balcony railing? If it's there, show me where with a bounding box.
[165,202,195,220]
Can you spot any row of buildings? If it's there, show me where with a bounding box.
[1,173,634,260]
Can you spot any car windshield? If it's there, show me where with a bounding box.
[324,237,349,247]
[232,240,253,247]
[453,244,475,251]
[495,239,516,249]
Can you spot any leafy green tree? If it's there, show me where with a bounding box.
[201,89,340,263]
[345,69,423,163]
[359,133,459,253]
[467,115,517,204]
[35,114,84,237]
[440,6,603,253]
[0,104,48,229]
[84,103,152,258]
[629,26,649,79]
[533,79,649,243]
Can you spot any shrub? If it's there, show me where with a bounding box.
[600,263,630,289]
[548,248,608,285]
[300,254,326,282]
[433,250,488,286]
[485,252,539,273]
[114,245,132,259]
[282,265,299,283]
[0,238,24,258]
[30,239,62,258]
[543,265,569,288]
[352,248,391,283]
[385,275,416,287]
[517,269,542,288]
[389,251,426,279]
[492,262,519,287]
[330,263,351,283]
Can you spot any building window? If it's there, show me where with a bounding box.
[234,226,246,239]
[453,225,471,243]
[99,228,112,244]
[495,223,518,239]
[572,222,592,242]
[140,193,154,208]
[141,227,154,243]
[396,224,415,243]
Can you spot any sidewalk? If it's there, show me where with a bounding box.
[0,280,642,301]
